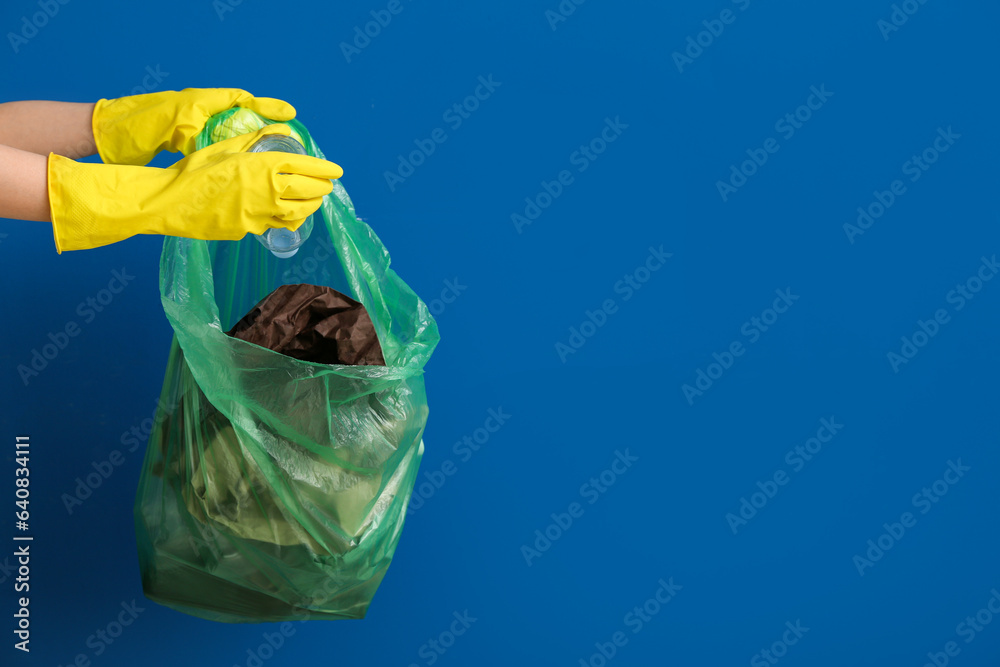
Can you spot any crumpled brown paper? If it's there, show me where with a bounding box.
[226,283,385,366]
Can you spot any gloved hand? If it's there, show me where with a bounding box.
[92,88,296,166]
[48,125,343,254]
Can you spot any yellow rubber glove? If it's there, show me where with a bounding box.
[48,125,343,254]
[92,88,296,166]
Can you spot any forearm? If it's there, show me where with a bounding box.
[0,101,96,159]
[0,143,51,222]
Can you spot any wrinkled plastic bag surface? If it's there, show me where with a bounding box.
[134,108,439,623]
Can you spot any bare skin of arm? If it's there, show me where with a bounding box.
[0,101,96,158]
[0,144,51,222]
[0,101,96,223]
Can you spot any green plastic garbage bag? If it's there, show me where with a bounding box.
[133,108,439,623]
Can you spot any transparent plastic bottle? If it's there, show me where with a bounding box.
[248,134,314,259]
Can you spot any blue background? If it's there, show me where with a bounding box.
[1,0,999,665]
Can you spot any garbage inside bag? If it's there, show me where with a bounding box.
[227,283,386,366]
[133,108,439,624]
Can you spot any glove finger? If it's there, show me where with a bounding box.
[274,173,335,200]
[247,96,297,121]
[171,89,251,156]
[217,87,255,108]
[268,217,310,233]
[270,154,344,180]
[271,197,324,223]
[183,87,255,116]
[208,124,293,155]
